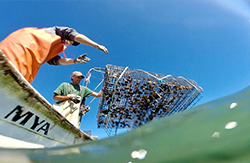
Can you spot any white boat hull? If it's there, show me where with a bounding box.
[0,51,94,148]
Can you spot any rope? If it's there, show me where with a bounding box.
[83,67,105,105]
[84,67,105,87]
[62,51,67,58]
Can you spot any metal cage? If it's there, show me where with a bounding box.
[95,64,203,137]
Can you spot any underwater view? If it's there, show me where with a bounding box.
[1,0,250,162]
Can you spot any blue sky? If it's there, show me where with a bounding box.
[1,0,250,139]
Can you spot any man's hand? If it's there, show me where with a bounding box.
[96,44,108,54]
[68,95,81,104]
[74,54,91,64]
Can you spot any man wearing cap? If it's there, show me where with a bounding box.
[52,71,102,129]
[0,26,108,83]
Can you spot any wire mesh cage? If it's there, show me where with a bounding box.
[96,64,203,137]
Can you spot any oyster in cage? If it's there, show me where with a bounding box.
[96,64,203,137]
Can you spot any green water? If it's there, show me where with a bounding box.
[1,86,250,163]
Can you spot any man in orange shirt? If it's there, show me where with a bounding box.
[0,26,108,83]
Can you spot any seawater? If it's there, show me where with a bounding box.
[1,86,250,163]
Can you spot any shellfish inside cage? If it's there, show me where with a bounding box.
[90,64,203,137]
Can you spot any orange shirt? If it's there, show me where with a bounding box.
[0,27,66,83]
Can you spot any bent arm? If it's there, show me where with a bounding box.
[48,55,89,65]
[91,91,102,98]
[57,58,75,65]
[48,56,75,65]
[53,94,71,101]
